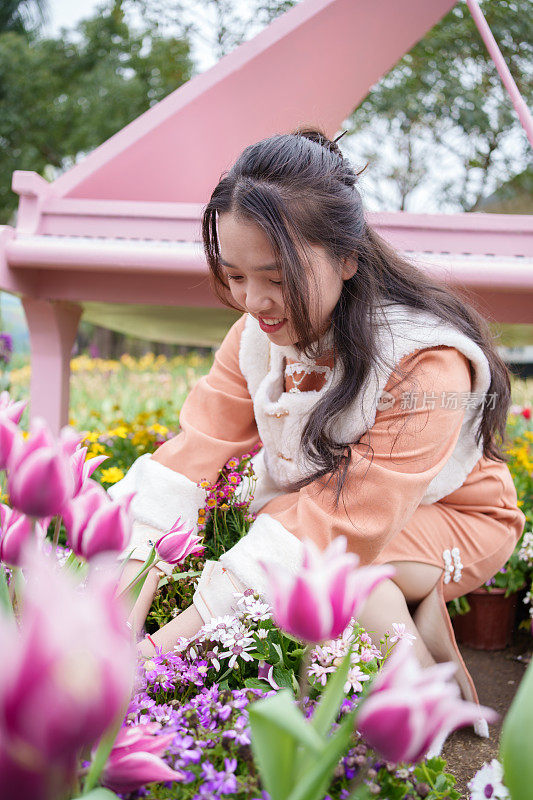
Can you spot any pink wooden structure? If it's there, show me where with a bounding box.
[0,0,532,433]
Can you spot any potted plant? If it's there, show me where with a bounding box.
[450,406,533,650]
[450,546,528,650]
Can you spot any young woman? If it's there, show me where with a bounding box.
[111,129,525,728]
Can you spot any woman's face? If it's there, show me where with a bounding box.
[217,212,355,346]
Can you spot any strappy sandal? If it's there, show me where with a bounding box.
[413,577,489,741]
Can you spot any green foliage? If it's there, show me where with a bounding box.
[348,0,532,211]
[0,1,192,223]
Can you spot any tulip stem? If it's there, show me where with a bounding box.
[117,560,158,600]
[52,515,62,552]
[298,644,313,710]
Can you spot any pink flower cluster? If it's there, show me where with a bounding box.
[196,444,261,530]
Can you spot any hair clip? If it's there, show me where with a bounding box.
[333,130,348,144]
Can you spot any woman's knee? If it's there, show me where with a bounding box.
[387,560,443,603]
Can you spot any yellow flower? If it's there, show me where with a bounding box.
[199,479,211,489]
[100,467,125,484]
[82,431,100,444]
[219,503,229,511]
[518,499,524,507]
[107,426,129,439]
[131,430,152,447]
[148,423,169,436]
[87,443,107,457]
[206,497,217,507]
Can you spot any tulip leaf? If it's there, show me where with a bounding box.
[72,790,119,799]
[82,712,124,794]
[501,656,533,800]
[248,690,323,800]
[157,569,202,588]
[0,566,12,616]
[309,647,352,738]
[287,709,357,800]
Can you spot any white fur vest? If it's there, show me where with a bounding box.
[238,303,492,505]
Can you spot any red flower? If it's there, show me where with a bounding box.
[522,408,531,420]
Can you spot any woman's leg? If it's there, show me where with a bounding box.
[357,561,443,668]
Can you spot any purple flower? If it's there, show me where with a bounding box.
[0,333,13,365]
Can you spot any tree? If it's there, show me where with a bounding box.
[345,0,532,212]
[0,0,193,223]
[0,0,48,36]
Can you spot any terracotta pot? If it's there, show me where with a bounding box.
[452,587,517,651]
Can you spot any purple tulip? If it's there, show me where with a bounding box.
[63,480,134,560]
[0,504,46,566]
[101,722,185,792]
[0,391,27,424]
[0,547,135,800]
[356,641,498,763]
[7,419,81,518]
[259,536,394,643]
[69,446,108,497]
[155,517,204,565]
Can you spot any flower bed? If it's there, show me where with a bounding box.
[1,355,532,799]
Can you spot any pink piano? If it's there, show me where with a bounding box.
[0,0,531,433]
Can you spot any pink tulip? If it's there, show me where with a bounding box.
[0,392,27,424]
[69,446,108,497]
[63,480,134,559]
[101,722,184,792]
[0,416,20,471]
[7,419,81,518]
[155,517,204,564]
[356,641,498,763]
[0,547,135,800]
[0,504,46,566]
[259,536,394,643]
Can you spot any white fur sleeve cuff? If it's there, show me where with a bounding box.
[193,560,246,623]
[219,514,303,599]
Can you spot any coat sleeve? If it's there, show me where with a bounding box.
[108,314,259,572]
[197,346,473,611]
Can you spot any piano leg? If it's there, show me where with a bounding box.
[22,298,82,436]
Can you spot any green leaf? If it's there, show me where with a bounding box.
[248,690,323,800]
[157,569,202,589]
[244,678,271,692]
[310,647,352,738]
[272,665,295,692]
[82,712,124,794]
[72,790,119,800]
[287,709,357,800]
[0,566,12,616]
[501,656,533,800]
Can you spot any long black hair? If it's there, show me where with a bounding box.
[202,128,511,501]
